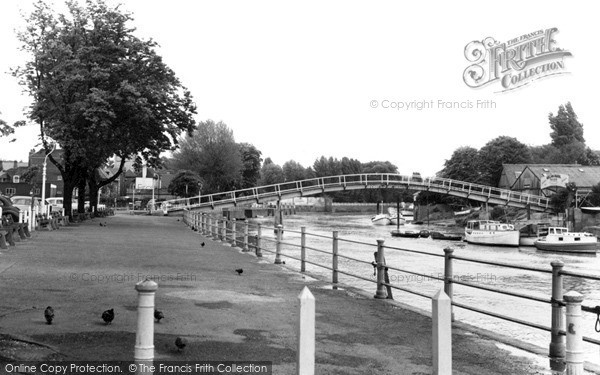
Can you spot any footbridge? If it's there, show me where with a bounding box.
[162,173,553,215]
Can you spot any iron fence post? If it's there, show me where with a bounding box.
[301,226,306,272]
[243,221,249,252]
[231,220,237,247]
[550,260,566,372]
[443,247,454,321]
[256,223,263,258]
[374,239,387,299]
[332,231,338,287]
[275,224,283,264]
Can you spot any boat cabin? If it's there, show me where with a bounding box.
[466,220,515,231]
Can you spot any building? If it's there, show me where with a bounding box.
[499,164,600,200]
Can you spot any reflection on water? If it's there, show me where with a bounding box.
[249,212,600,365]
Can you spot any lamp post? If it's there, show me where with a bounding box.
[40,141,57,215]
[151,174,159,211]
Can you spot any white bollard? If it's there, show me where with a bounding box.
[297,286,315,375]
[135,278,158,364]
[432,288,452,375]
[564,291,584,375]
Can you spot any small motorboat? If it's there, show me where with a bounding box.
[534,227,599,254]
[372,214,391,226]
[387,207,406,226]
[430,231,463,241]
[391,229,421,238]
[518,223,550,246]
[465,220,520,247]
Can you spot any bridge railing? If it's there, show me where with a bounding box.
[182,210,599,371]
[163,173,552,212]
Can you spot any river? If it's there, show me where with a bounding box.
[246,211,600,365]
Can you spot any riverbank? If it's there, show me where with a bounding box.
[0,213,553,374]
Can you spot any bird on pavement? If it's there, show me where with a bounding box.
[235,268,243,276]
[44,306,54,325]
[102,308,115,325]
[175,337,187,351]
[154,309,164,323]
[201,242,205,247]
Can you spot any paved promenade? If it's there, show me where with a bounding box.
[0,213,551,374]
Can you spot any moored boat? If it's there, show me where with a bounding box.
[430,231,463,241]
[391,229,421,238]
[534,227,599,253]
[371,214,391,226]
[518,223,550,247]
[464,220,520,247]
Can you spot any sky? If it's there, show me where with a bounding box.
[0,1,598,178]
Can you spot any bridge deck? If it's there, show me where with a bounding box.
[162,174,552,214]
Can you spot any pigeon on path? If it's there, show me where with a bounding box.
[102,308,114,325]
[44,306,54,325]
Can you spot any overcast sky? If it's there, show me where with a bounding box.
[1,1,598,177]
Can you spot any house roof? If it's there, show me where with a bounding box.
[502,164,600,189]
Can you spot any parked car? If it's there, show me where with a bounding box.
[0,195,20,221]
[9,196,50,213]
[46,197,65,209]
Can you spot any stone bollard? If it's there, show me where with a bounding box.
[564,291,584,375]
[134,278,158,364]
[374,239,387,299]
[297,286,315,375]
[275,225,283,264]
[432,288,452,375]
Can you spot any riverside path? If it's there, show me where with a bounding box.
[0,212,549,374]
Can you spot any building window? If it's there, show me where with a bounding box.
[13,175,20,183]
[57,175,62,181]
[6,187,16,195]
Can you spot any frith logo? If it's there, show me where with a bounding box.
[463,28,572,92]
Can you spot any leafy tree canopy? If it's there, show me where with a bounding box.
[549,102,585,148]
[13,0,196,214]
[168,170,203,198]
[478,136,531,186]
[171,120,242,194]
[439,146,481,183]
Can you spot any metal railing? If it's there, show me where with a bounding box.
[166,173,552,213]
[182,210,599,371]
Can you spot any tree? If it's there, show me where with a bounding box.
[549,102,585,148]
[282,160,307,182]
[439,146,481,183]
[588,183,600,207]
[478,136,531,186]
[550,182,577,214]
[238,143,263,189]
[171,120,241,194]
[168,170,203,198]
[13,0,197,215]
[362,161,398,174]
[260,160,285,185]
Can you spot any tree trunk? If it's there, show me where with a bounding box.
[77,177,87,214]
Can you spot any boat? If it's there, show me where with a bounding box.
[430,231,463,241]
[518,223,550,247]
[534,227,599,253]
[391,229,421,238]
[464,220,520,247]
[371,213,391,226]
[387,207,406,226]
[581,207,600,214]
